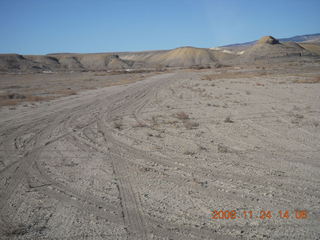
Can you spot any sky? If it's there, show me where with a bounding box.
[0,0,320,54]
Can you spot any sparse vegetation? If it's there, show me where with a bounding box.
[294,113,304,119]
[201,71,268,81]
[190,65,210,70]
[224,116,234,123]
[175,111,189,120]
[113,121,123,130]
[218,143,231,153]
[184,150,196,155]
[183,120,199,129]
[151,115,158,126]
[133,121,148,128]
[0,94,54,106]
[294,76,320,84]
[4,224,30,236]
[198,145,208,151]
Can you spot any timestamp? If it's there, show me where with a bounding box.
[211,210,308,220]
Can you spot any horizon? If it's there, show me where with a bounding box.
[1,0,320,55]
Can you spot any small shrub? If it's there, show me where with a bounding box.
[184,120,199,129]
[184,150,195,155]
[133,121,147,128]
[151,115,158,126]
[114,121,123,130]
[294,76,320,84]
[294,114,304,119]
[154,133,163,138]
[218,144,231,153]
[198,145,208,151]
[175,112,189,120]
[7,93,26,99]
[224,116,234,123]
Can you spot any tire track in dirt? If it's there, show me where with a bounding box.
[88,74,176,239]
[1,72,224,239]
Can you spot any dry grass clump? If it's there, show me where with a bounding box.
[190,65,211,70]
[183,120,199,129]
[4,223,31,236]
[133,121,148,128]
[151,115,159,127]
[184,150,196,155]
[175,111,189,120]
[201,75,214,81]
[113,121,123,130]
[201,71,267,81]
[0,88,77,107]
[94,72,109,76]
[0,93,54,106]
[293,76,320,84]
[52,89,77,96]
[224,116,234,123]
[218,143,232,153]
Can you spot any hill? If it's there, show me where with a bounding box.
[238,36,314,62]
[0,53,133,73]
[218,33,320,52]
[120,47,219,68]
[1,33,320,73]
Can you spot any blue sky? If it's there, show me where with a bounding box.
[1,0,320,54]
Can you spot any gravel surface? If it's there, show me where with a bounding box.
[0,66,319,239]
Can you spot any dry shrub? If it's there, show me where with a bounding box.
[201,75,214,81]
[94,72,109,76]
[151,115,158,126]
[294,76,320,84]
[224,116,234,123]
[201,71,267,81]
[52,89,77,96]
[108,69,153,75]
[133,121,147,128]
[184,150,196,155]
[183,120,199,129]
[0,94,54,106]
[190,65,211,70]
[4,223,30,236]
[218,143,232,153]
[175,111,189,120]
[113,121,123,130]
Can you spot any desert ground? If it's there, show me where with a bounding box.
[0,61,320,239]
[1,35,320,239]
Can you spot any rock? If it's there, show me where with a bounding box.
[257,36,280,45]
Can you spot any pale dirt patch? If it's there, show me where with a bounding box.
[0,65,320,239]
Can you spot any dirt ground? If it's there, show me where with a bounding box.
[0,70,157,107]
[0,65,319,239]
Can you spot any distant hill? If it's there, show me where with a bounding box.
[119,47,219,68]
[1,33,320,73]
[221,33,320,48]
[238,36,313,62]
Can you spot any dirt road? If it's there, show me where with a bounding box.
[0,69,319,239]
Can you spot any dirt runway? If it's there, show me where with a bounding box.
[0,69,319,239]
